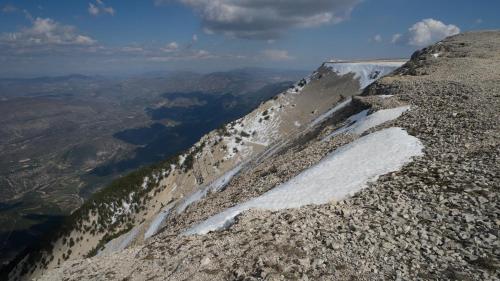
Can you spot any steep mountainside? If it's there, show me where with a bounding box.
[8,31,500,280]
[0,68,301,267]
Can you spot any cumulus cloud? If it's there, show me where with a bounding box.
[88,0,115,16]
[392,18,460,47]
[262,49,294,61]
[0,17,97,55]
[156,0,360,39]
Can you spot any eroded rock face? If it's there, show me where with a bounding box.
[37,31,500,281]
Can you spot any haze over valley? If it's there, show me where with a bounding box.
[0,68,304,266]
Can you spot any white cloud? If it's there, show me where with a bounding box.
[2,4,18,13]
[88,0,115,16]
[156,0,361,40]
[371,34,382,43]
[1,4,33,20]
[391,33,402,44]
[0,17,97,55]
[162,42,179,52]
[392,18,460,47]
[148,49,213,62]
[196,49,208,56]
[192,34,198,42]
[262,49,293,61]
[75,35,96,45]
[88,3,99,15]
[121,46,145,52]
[475,18,483,25]
[102,6,115,16]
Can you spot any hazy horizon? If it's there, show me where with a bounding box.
[1,1,499,77]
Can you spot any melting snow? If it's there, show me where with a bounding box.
[144,204,174,240]
[308,97,352,128]
[323,105,410,140]
[378,95,394,99]
[175,163,245,214]
[141,176,149,189]
[98,224,142,256]
[286,76,311,94]
[178,155,186,166]
[222,100,286,160]
[324,61,404,89]
[184,127,423,235]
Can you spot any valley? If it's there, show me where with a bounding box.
[0,68,304,267]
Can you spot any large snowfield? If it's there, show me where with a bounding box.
[185,127,424,235]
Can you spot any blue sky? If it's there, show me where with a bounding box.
[0,0,498,77]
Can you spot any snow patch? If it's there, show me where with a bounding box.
[175,163,245,214]
[324,61,404,89]
[141,176,149,189]
[184,127,423,235]
[144,204,174,240]
[308,97,352,128]
[178,154,186,166]
[222,100,286,160]
[98,224,142,256]
[323,105,410,140]
[378,95,394,99]
[286,76,311,94]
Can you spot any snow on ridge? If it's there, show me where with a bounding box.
[222,99,285,160]
[286,76,311,94]
[184,127,423,235]
[322,105,410,141]
[324,61,404,89]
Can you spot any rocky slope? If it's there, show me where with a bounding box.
[10,31,500,280]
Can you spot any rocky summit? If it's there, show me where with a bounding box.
[10,31,500,281]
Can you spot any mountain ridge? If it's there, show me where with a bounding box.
[7,31,500,280]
